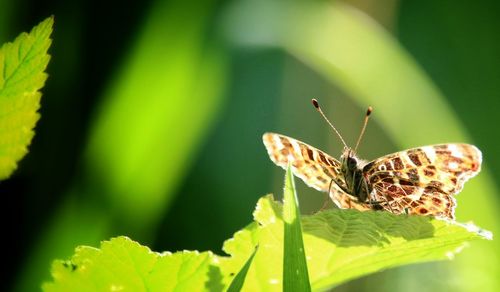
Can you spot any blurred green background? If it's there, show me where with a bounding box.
[1,0,499,291]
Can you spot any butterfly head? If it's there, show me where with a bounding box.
[340,147,370,200]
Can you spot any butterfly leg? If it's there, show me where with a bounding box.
[321,177,350,211]
[319,179,335,211]
[366,181,397,213]
[360,178,389,209]
[331,176,350,194]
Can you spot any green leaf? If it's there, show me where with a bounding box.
[283,165,311,291]
[42,236,223,292]
[221,195,491,291]
[226,245,258,292]
[0,16,52,180]
[44,195,490,291]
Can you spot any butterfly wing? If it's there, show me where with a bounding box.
[262,133,371,211]
[263,132,342,192]
[363,144,482,219]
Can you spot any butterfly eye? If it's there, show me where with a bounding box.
[347,157,357,168]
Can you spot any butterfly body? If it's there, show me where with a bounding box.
[263,132,482,220]
[331,148,368,203]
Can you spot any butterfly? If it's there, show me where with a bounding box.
[262,99,482,220]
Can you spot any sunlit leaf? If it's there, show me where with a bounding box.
[220,195,490,291]
[0,16,52,179]
[44,193,490,291]
[43,236,221,292]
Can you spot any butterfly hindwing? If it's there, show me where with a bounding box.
[363,144,482,219]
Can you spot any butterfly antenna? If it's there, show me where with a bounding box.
[354,106,373,152]
[311,99,348,149]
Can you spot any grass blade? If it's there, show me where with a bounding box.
[283,164,311,291]
[226,245,258,292]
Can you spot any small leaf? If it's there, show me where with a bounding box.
[0,16,53,179]
[283,165,311,291]
[42,236,222,292]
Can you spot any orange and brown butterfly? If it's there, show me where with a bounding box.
[262,99,482,220]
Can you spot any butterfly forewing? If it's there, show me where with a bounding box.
[263,133,341,191]
[262,133,371,211]
[363,144,482,219]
